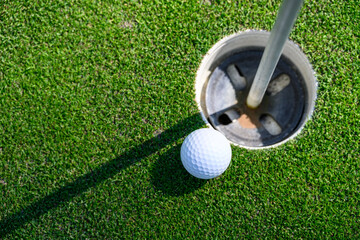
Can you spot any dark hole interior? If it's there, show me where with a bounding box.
[218,113,232,125]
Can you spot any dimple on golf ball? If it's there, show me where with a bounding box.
[180,128,232,179]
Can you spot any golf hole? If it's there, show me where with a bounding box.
[195,31,317,149]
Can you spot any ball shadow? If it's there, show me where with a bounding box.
[151,144,207,196]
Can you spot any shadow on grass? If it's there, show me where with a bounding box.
[0,114,204,237]
[151,144,207,196]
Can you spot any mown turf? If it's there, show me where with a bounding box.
[1,0,359,238]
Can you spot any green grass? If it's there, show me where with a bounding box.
[1,0,359,238]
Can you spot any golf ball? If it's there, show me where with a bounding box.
[180,128,232,179]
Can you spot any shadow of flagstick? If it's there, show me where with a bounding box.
[0,114,204,237]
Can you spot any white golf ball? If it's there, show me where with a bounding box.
[180,128,232,179]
